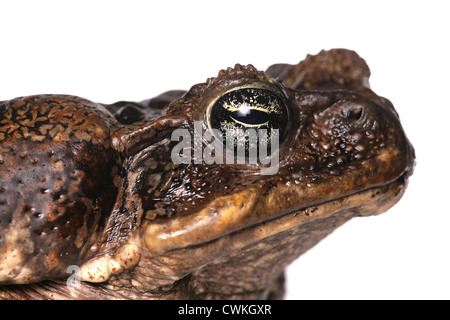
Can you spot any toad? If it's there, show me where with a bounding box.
[0,49,415,299]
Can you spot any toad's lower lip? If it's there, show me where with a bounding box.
[142,173,410,255]
[232,175,409,249]
[137,176,410,282]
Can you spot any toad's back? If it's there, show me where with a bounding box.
[0,95,118,283]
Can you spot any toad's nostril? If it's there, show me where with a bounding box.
[347,106,363,121]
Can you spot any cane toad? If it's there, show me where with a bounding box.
[0,49,415,299]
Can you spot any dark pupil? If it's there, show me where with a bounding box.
[208,87,289,156]
[230,109,270,126]
[209,88,287,132]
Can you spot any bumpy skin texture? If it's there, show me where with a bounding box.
[0,96,118,283]
[0,49,415,299]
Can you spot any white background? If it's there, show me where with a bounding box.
[1,1,448,299]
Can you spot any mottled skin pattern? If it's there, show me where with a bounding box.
[0,49,415,299]
[0,96,119,282]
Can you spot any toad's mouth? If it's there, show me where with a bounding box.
[142,168,412,257]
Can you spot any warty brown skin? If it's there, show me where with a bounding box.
[0,49,415,299]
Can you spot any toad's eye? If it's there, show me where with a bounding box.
[205,85,290,157]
